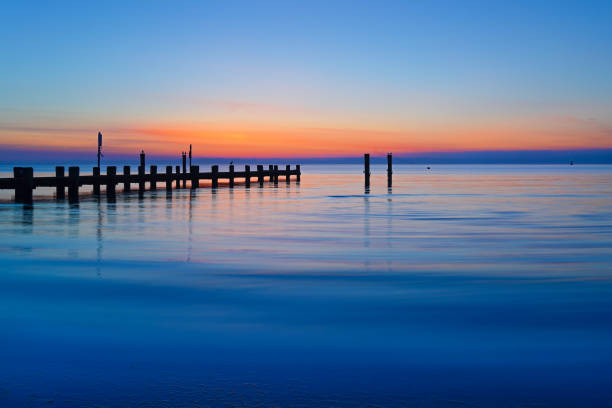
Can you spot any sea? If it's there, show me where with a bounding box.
[0,164,611,407]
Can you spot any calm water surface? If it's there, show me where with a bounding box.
[1,164,611,407]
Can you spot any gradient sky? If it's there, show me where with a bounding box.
[1,0,611,157]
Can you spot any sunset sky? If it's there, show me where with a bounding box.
[1,1,611,158]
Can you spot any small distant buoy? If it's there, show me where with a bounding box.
[426,166,431,170]
[570,160,574,166]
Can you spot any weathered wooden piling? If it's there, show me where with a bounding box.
[166,166,172,191]
[191,165,199,189]
[229,164,235,188]
[387,153,392,188]
[138,166,145,192]
[107,166,116,197]
[244,165,251,187]
[123,166,131,192]
[257,165,264,186]
[68,166,79,203]
[150,165,157,190]
[175,166,181,188]
[286,165,291,184]
[211,165,219,188]
[93,167,101,195]
[273,165,279,185]
[296,165,301,182]
[55,166,65,199]
[364,153,370,188]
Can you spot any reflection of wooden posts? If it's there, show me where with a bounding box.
[150,165,157,190]
[268,165,274,183]
[123,166,131,192]
[138,166,145,193]
[175,166,180,188]
[296,165,301,182]
[68,166,79,203]
[165,166,172,191]
[56,166,65,199]
[387,153,392,188]
[257,165,264,186]
[182,153,187,188]
[93,167,101,195]
[286,165,291,184]
[191,165,199,189]
[273,165,279,185]
[106,166,116,197]
[229,164,235,188]
[364,153,370,188]
[211,165,219,188]
[244,165,251,187]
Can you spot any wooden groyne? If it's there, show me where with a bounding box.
[1,162,301,203]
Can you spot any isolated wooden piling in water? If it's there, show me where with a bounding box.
[138,166,145,192]
[68,166,79,203]
[286,165,291,183]
[93,167,101,195]
[229,164,235,188]
[175,166,180,188]
[191,165,199,189]
[364,153,370,188]
[296,165,301,182]
[150,165,157,190]
[257,165,264,186]
[55,166,65,199]
[107,166,117,197]
[244,165,251,187]
[166,166,172,191]
[123,166,131,192]
[211,165,219,188]
[387,153,392,188]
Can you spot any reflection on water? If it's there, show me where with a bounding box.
[0,165,612,407]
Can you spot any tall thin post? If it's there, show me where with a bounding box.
[166,166,172,191]
[211,165,219,188]
[296,165,301,182]
[150,165,157,190]
[68,166,79,203]
[106,166,116,198]
[364,153,370,188]
[140,150,146,168]
[273,165,279,185]
[175,165,181,189]
[257,165,264,187]
[244,165,251,188]
[387,153,392,188]
[286,164,291,184]
[182,153,187,188]
[93,167,101,195]
[229,164,235,188]
[55,166,65,199]
[123,166,131,192]
[138,165,145,193]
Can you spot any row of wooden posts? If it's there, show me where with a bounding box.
[363,153,393,188]
[5,162,300,204]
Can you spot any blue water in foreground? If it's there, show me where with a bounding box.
[1,164,612,407]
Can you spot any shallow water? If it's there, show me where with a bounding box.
[1,164,612,407]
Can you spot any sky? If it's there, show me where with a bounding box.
[1,0,611,159]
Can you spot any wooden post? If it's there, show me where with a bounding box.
[150,165,157,190]
[257,165,264,187]
[106,166,116,197]
[93,167,101,195]
[191,165,199,189]
[55,166,65,199]
[166,166,172,191]
[268,165,274,183]
[13,167,23,202]
[138,165,145,193]
[24,167,33,204]
[175,165,180,189]
[273,165,279,185]
[229,164,235,188]
[244,165,251,187]
[286,165,291,184]
[123,166,131,192]
[387,153,392,188]
[211,165,219,188]
[68,166,79,203]
[140,151,146,168]
[364,153,370,188]
[182,154,187,188]
[296,165,301,182]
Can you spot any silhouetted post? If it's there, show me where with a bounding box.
[273,165,279,185]
[268,165,274,183]
[296,165,301,182]
[166,166,172,191]
[55,166,65,199]
[150,165,157,190]
[211,165,219,188]
[14,167,34,204]
[191,165,199,189]
[175,165,180,188]
[123,166,131,192]
[286,165,291,184]
[106,166,116,197]
[364,153,370,188]
[387,153,392,188]
[68,166,79,203]
[93,167,101,195]
[244,165,251,187]
[257,165,264,186]
[229,164,235,188]
[138,165,145,193]
[182,153,187,188]
[140,150,145,168]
